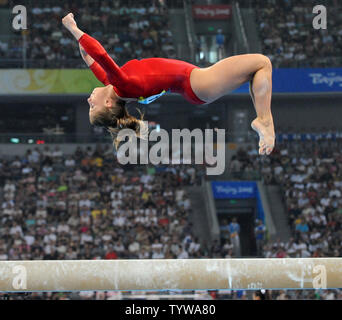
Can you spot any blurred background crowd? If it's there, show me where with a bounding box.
[1,138,342,300]
[1,0,341,68]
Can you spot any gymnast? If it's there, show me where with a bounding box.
[62,13,275,155]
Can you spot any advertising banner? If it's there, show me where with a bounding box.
[212,181,264,222]
[1,68,341,95]
[0,69,101,94]
[234,68,342,93]
[212,181,256,199]
[192,5,232,20]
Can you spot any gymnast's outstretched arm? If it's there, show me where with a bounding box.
[79,43,111,85]
[79,44,94,67]
[62,13,128,84]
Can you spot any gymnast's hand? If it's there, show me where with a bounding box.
[62,13,77,30]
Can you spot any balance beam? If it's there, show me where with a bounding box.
[0,258,341,292]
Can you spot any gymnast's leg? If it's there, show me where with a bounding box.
[190,54,274,155]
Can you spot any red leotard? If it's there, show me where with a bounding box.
[79,33,205,105]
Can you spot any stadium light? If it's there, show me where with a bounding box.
[10,138,20,144]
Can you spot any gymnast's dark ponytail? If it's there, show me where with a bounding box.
[91,99,148,149]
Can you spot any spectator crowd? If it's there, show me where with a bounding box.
[0,143,219,300]
[1,0,341,68]
[254,0,342,68]
[226,132,342,300]
[0,0,177,68]
[231,133,342,260]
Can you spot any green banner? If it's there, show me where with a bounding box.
[0,69,102,94]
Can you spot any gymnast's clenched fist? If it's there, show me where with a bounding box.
[62,13,77,30]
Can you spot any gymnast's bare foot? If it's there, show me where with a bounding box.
[251,117,275,155]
